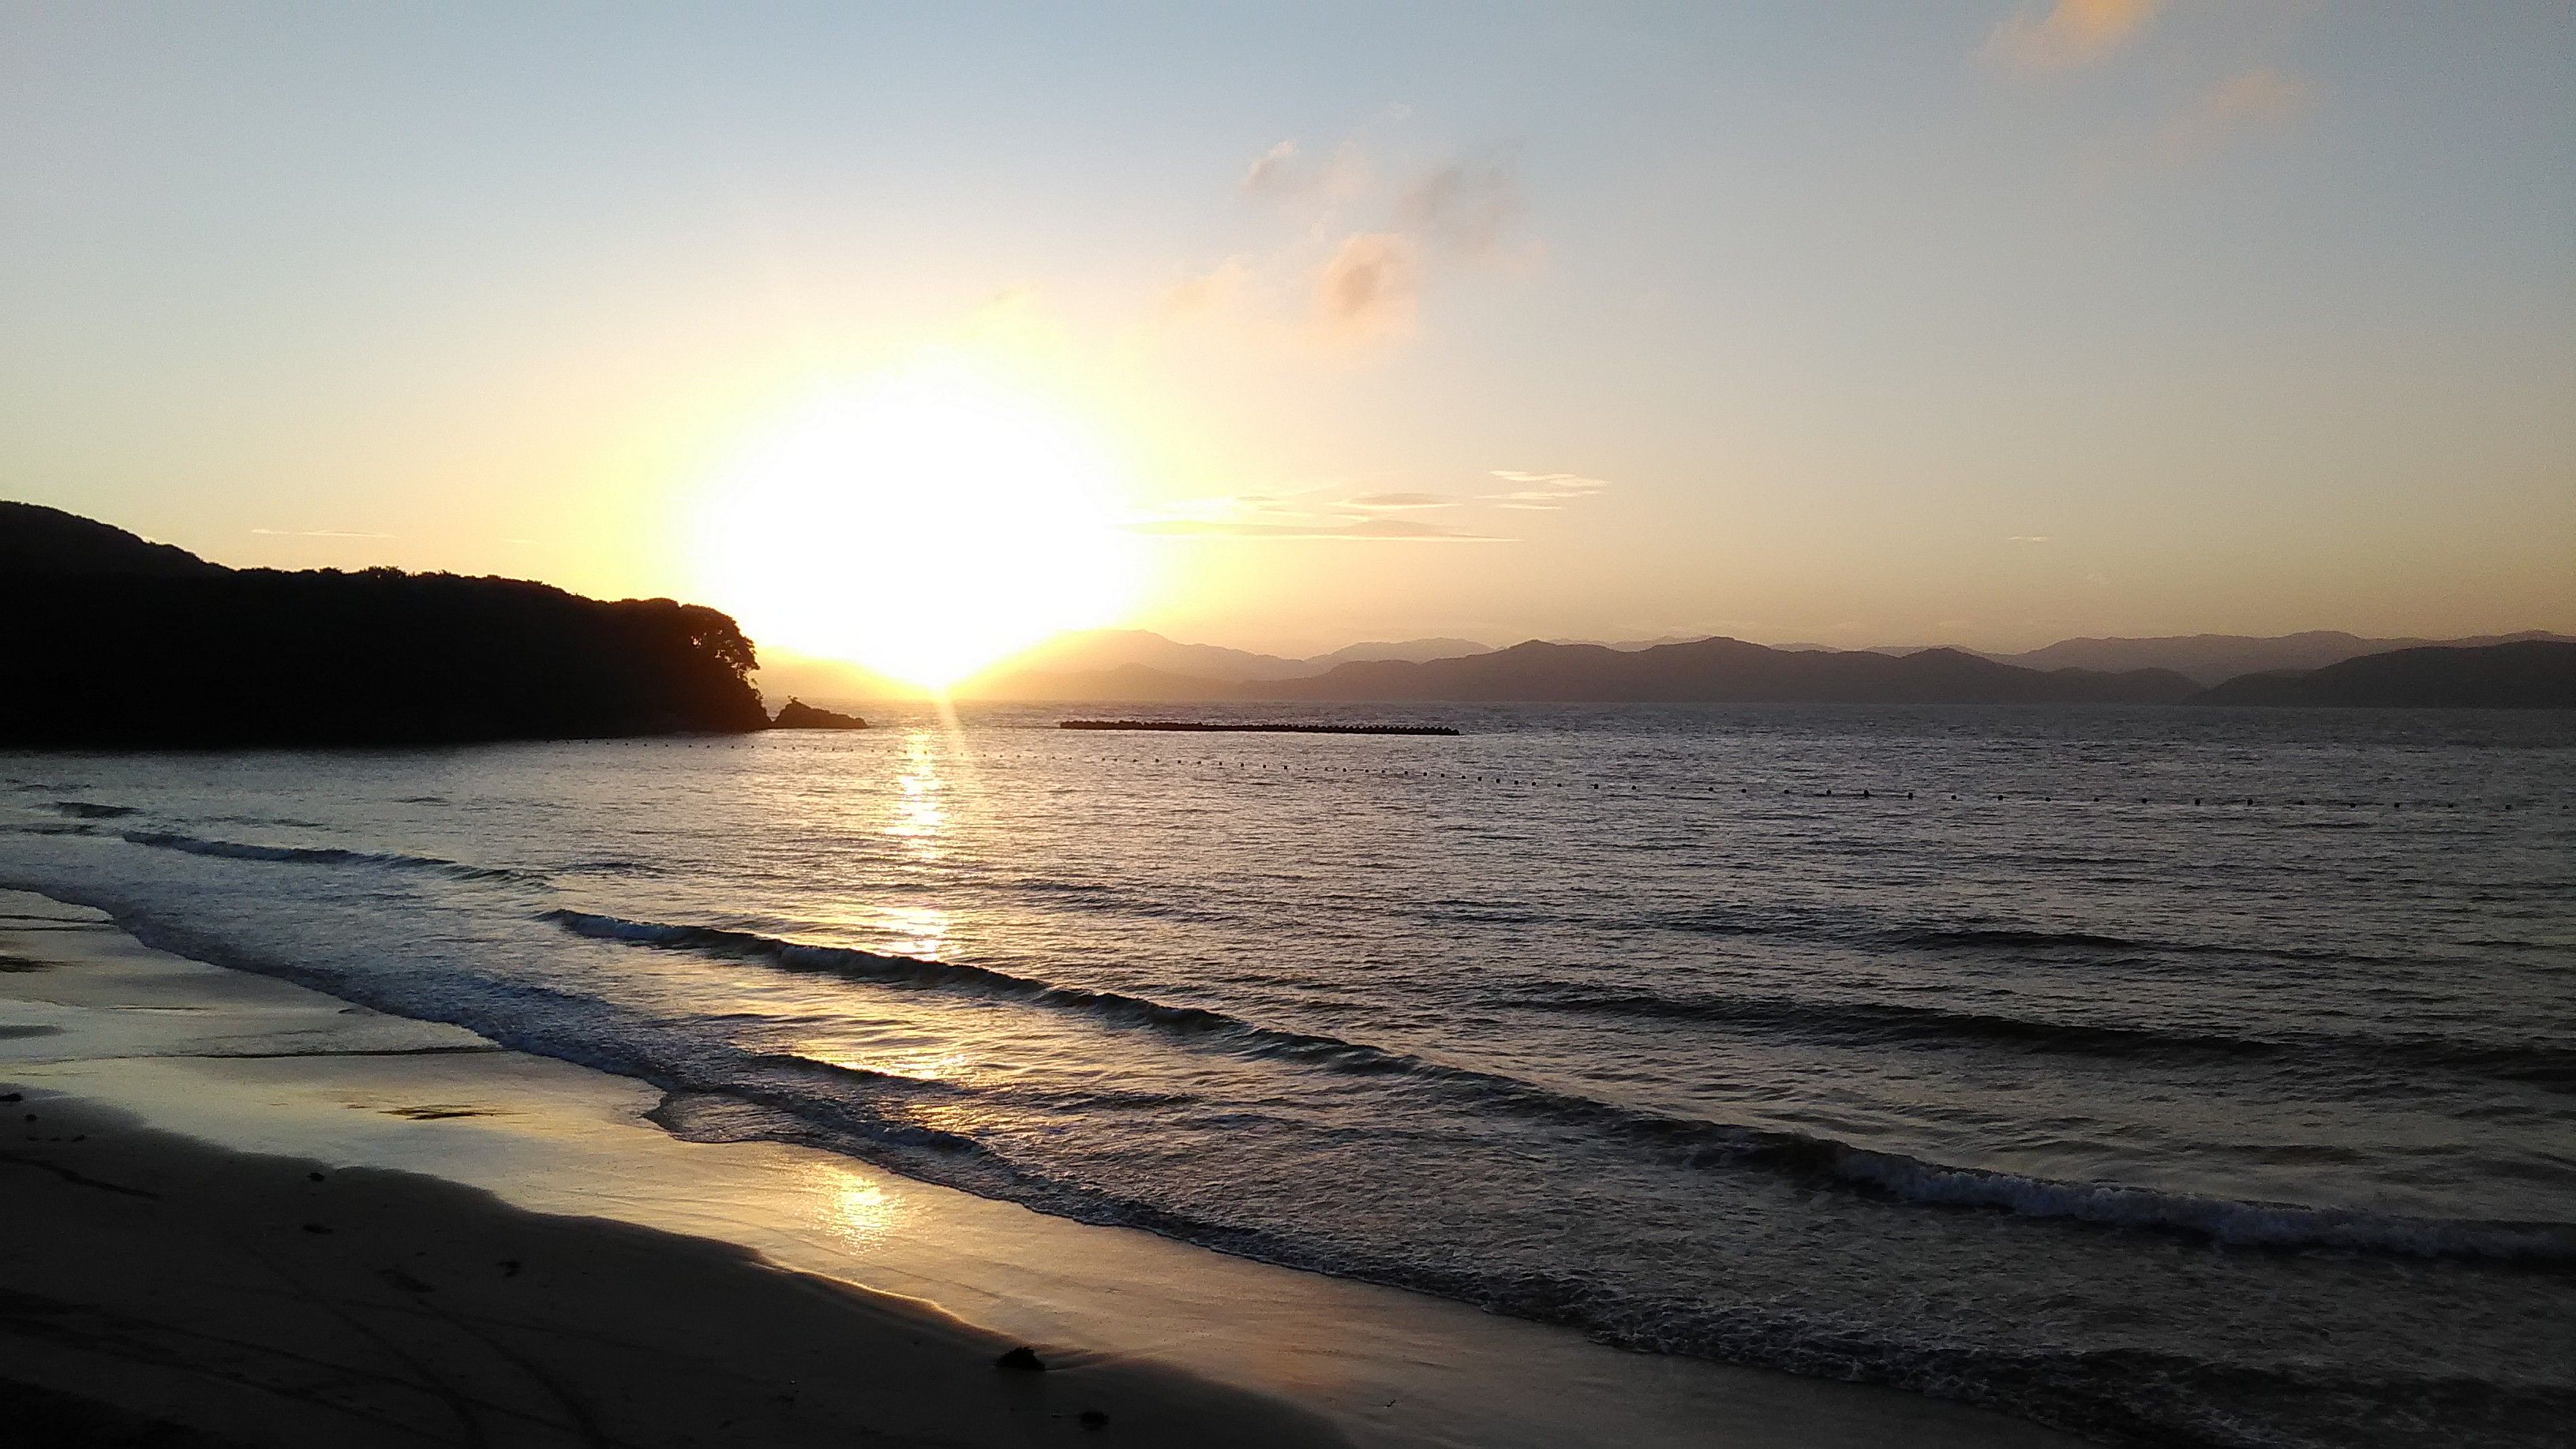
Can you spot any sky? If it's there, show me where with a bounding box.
[5,1,2571,668]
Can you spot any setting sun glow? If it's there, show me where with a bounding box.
[693,361,1141,689]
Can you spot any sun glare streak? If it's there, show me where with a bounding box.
[691,357,1143,688]
[886,728,947,860]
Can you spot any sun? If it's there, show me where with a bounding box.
[691,359,1143,690]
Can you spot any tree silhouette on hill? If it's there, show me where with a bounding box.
[2,504,771,747]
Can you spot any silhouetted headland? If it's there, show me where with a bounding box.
[770,698,871,729]
[1060,720,1461,736]
[2,501,768,747]
[2192,641,2576,709]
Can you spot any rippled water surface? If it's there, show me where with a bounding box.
[6,705,2573,1447]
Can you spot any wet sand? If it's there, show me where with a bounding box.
[0,889,2088,1447]
[0,1094,1340,1447]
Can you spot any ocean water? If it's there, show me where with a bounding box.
[4,704,2572,1447]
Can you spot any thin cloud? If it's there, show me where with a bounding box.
[1136,468,1606,541]
[1485,470,1611,509]
[1130,515,1499,542]
[1399,159,1520,258]
[1241,137,1369,204]
[251,527,394,538]
[2159,69,2316,163]
[1316,232,1419,343]
[1130,485,1495,540]
[1985,0,2160,70]
[2008,534,2054,545]
[1173,129,1535,350]
[1241,140,1301,194]
[1347,491,1453,509]
[1163,256,1254,319]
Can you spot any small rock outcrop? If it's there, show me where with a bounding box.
[769,698,870,730]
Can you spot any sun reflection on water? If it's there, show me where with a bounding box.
[796,1043,975,1084]
[820,1170,900,1246]
[874,902,952,958]
[887,729,946,859]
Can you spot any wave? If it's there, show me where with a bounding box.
[1638,904,2160,953]
[549,908,2576,1263]
[1503,983,2278,1057]
[120,830,537,884]
[50,801,137,819]
[545,909,1402,1063]
[22,878,2565,1448]
[1887,926,2147,952]
[1808,1148,2576,1261]
[650,1088,2576,1449]
[554,859,659,878]
[1638,902,2480,977]
[1499,983,2576,1088]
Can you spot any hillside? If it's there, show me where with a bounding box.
[1274,637,2198,705]
[0,501,222,578]
[1997,630,2576,686]
[953,629,1494,695]
[2192,641,2576,709]
[2,504,770,747]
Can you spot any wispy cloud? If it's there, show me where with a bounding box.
[1485,470,1611,510]
[1315,233,1419,343]
[1240,137,1370,204]
[1241,140,1301,194]
[1130,487,1494,541]
[1346,491,1452,509]
[1985,0,2161,70]
[2159,68,2316,162]
[1162,255,1255,320]
[2008,534,2054,545]
[1132,515,1498,541]
[1134,469,1609,542]
[1168,125,1535,350]
[251,527,394,538]
[1398,157,1520,259]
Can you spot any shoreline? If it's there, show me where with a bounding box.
[0,886,2088,1447]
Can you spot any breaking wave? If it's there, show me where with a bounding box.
[550,909,2576,1263]
[121,830,537,884]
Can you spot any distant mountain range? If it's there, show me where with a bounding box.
[1269,638,2197,705]
[14,501,2563,718]
[1985,631,2576,686]
[989,628,1493,683]
[2196,641,2576,709]
[757,625,2575,710]
[756,630,1498,704]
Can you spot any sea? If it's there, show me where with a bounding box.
[4,704,2571,1447]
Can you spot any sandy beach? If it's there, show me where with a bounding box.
[0,1095,1340,1448]
[0,886,2084,1447]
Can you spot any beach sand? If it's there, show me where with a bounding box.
[0,1095,1340,1448]
[0,889,2088,1447]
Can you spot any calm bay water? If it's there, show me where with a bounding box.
[5,704,2572,1447]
